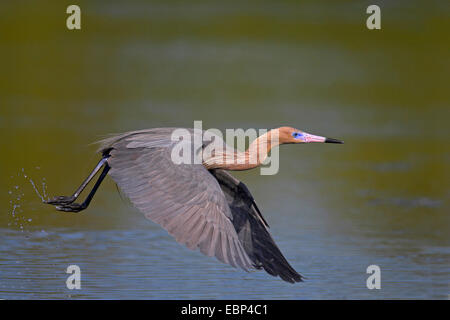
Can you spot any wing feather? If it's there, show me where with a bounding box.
[210,169,303,283]
[101,129,253,271]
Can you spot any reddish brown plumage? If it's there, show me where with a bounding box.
[203,127,307,171]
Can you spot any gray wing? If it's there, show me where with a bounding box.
[99,129,253,271]
[210,169,303,283]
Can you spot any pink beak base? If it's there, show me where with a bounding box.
[303,133,344,144]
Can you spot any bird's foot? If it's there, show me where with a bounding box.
[55,202,86,213]
[45,195,76,205]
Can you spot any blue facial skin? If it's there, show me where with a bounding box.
[292,132,303,139]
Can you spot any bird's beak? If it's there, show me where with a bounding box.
[302,132,344,144]
[325,137,344,144]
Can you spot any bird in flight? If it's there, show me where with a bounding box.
[45,126,343,283]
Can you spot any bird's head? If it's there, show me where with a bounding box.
[277,126,344,144]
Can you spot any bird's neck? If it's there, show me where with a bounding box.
[203,129,280,171]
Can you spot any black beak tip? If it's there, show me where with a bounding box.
[325,137,344,144]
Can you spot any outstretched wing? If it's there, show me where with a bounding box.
[99,129,253,271]
[210,169,303,283]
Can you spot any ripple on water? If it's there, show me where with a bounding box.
[0,226,448,299]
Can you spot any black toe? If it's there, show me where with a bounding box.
[55,203,86,213]
[45,196,76,205]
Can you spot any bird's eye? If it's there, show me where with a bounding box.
[292,132,303,139]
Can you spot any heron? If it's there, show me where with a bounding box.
[45,126,343,283]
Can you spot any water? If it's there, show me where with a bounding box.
[1,227,446,299]
[0,0,449,299]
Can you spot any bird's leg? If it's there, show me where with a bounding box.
[54,163,110,213]
[45,156,109,206]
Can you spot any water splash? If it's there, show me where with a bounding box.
[42,177,48,199]
[19,167,49,203]
[27,175,46,202]
[8,186,26,232]
[8,167,49,232]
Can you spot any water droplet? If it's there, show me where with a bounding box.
[26,174,46,202]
